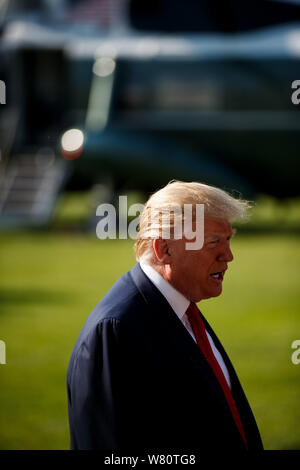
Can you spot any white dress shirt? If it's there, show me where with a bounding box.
[140,261,232,389]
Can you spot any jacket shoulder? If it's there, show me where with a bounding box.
[70,266,150,352]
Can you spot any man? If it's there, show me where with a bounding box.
[67,180,263,451]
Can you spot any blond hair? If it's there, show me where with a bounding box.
[134,180,251,262]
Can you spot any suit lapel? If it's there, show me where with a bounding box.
[198,309,244,397]
[198,307,263,448]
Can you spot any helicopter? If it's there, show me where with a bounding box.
[1,0,300,227]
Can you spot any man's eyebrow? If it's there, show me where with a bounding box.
[205,229,237,239]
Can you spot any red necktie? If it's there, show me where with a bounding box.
[186,302,248,449]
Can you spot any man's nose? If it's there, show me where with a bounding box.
[218,244,234,262]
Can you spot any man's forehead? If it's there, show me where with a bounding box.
[203,218,235,236]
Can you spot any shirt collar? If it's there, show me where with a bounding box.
[140,261,190,321]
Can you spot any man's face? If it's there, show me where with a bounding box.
[167,218,235,302]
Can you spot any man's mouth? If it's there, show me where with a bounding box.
[209,271,225,282]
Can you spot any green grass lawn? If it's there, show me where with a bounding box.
[0,231,300,449]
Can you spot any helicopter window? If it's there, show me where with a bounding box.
[114,60,293,116]
[129,0,300,33]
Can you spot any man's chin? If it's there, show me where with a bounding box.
[195,287,223,302]
[211,286,223,298]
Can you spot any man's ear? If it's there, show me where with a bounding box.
[153,239,171,263]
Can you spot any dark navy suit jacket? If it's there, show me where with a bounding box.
[67,263,263,451]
